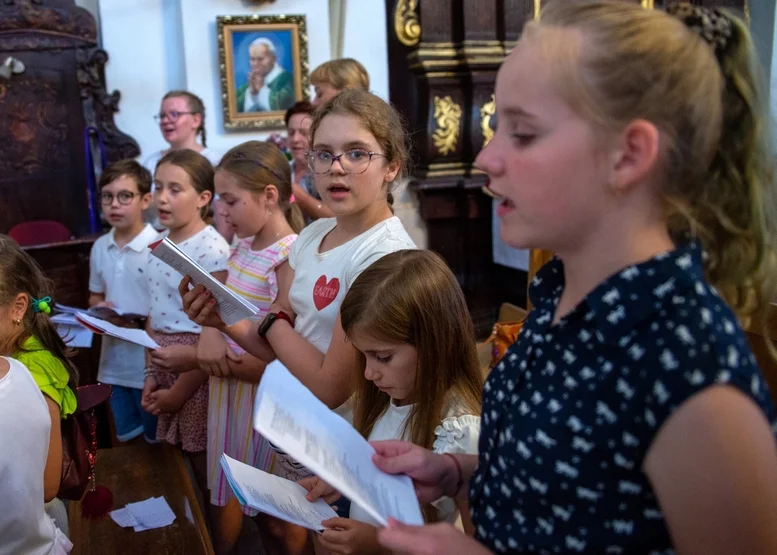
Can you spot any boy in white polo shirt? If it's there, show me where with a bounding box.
[89,160,160,443]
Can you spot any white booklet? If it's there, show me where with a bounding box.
[253,361,424,526]
[75,313,160,350]
[220,454,337,530]
[149,237,258,326]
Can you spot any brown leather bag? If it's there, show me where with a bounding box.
[58,383,111,501]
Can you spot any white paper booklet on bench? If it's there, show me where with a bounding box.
[149,237,257,326]
[253,361,424,526]
[220,454,337,530]
[75,313,160,350]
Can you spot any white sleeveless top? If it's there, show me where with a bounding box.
[0,357,72,554]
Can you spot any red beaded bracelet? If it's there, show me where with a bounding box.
[444,453,464,497]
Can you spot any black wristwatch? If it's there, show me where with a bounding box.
[257,311,292,338]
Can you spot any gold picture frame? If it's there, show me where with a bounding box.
[217,14,310,131]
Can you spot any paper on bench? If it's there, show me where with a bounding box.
[109,507,139,528]
[126,496,176,531]
[253,361,424,527]
[149,237,258,326]
[111,497,176,532]
[220,454,337,531]
[75,312,160,350]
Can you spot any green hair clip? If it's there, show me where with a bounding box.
[32,296,52,315]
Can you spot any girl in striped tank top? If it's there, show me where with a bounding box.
[197,141,303,555]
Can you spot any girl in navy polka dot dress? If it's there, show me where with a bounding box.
[371,2,777,554]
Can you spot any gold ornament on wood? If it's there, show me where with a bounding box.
[432,95,462,156]
[641,0,654,9]
[394,0,421,47]
[480,94,496,147]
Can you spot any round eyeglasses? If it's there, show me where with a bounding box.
[100,191,139,206]
[153,111,195,123]
[306,149,387,175]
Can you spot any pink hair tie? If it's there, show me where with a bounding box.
[289,194,296,203]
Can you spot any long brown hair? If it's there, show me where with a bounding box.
[341,249,482,455]
[310,89,410,207]
[0,235,78,390]
[217,141,305,233]
[533,1,777,330]
[156,149,215,219]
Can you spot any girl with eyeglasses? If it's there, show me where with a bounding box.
[179,89,416,555]
[143,91,231,242]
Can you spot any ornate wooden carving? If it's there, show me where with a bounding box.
[77,48,141,162]
[0,0,97,51]
[0,0,139,235]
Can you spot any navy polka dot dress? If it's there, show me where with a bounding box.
[470,243,777,554]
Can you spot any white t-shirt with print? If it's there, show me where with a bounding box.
[89,224,160,388]
[147,225,230,334]
[349,401,480,527]
[288,217,416,355]
[0,357,72,555]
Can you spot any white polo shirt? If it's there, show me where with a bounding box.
[89,224,160,389]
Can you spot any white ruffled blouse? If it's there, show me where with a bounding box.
[349,400,480,526]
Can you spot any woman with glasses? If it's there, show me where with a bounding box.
[179,89,416,554]
[143,91,230,241]
[284,101,334,224]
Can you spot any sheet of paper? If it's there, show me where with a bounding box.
[75,313,160,350]
[53,303,82,315]
[220,454,337,531]
[149,237,257,326]
[253,361,424,526]
[109,507,139,528]
[56,324,94,348]
[51,313,80,326]
[126,496,176,531]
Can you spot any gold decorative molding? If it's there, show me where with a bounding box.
[641,0,654,8]
[480,94,496,146]
[419,161,468,178]
[394,0,421,47]
[534,0,542,20]
[432,96,462,156]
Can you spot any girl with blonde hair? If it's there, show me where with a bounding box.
[310,58,370,107]
[373,2,777,554]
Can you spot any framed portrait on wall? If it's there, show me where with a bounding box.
[217,14,310,130]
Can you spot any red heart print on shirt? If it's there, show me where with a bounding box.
[313,275,340,311]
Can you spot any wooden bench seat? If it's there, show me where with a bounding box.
[68,443,214,555]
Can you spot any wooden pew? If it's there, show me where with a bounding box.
[68,443,214,555]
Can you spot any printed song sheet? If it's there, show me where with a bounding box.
[253,361,424,526]
[75,313,160,350]
[149,238,257,326]
[220,454,337,530]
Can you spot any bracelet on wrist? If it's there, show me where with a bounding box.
[443,453,464,497]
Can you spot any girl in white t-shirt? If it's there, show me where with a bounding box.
[180,89,416,552]
[299,249,483,555]
[0,356,72,555]
[141,149,230,497]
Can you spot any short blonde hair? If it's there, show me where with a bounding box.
[310,58,369,91]
[532,0,776,322]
